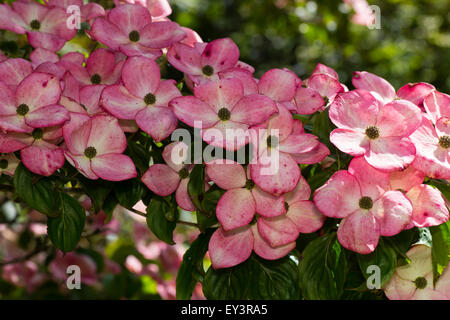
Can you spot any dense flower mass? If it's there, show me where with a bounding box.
[0,0,448,301]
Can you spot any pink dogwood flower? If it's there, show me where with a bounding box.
[294,63,345,114]
[257,175,325,249]
[329,89,422,171]
[384,245,450,300]
[63,48,124,87]
[314,156,412,254]
[352,71,435,106]
[206,159,287,231]
[141,142,197,211]
[113,0,172,21]
[389,166,448,228]
[64,114,137,181]
[0,72,69,133]
[0,58,33,89]
[90,4,185,58]
[170,78,277,151]
[409,115,450,179]
[208,223,296,269]
[422,90,450,124]
[289,119,330,164]
[0,126,65,176]
[250,104,319,195]
[167,38,240,85]
[0,1,76,52]
[101,56,180,142]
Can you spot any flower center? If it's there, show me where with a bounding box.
[245,179,255,190]
[202,65,214,77]
[267,135,279,148]
[31,128,43,140]
[323,96,329,105]
[359,196,373,210]
[218,107,231,121]
[365,126,379,140]
[84,146,97,159]
[284,201,289,211]
[439,135,450,149]
[0,159,8,169]
[30,19,40,30]
[90,73,101,84]
[414,276,427,289]
[144,93,156,105]
[16,104,29,116]
[178,168,189,179]
[128,30,140,42]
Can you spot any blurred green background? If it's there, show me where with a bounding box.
[170,0,450,92]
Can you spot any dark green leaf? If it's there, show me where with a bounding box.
[298,233,348,299]
[357,238,397,287]
[312,109,335,149]
[176,229,214,299]
[146,196,176,245]
[13,163,59,216]
[79,176,113,213]
[47,192,86,252]
[203,259,253,300]
[247,255,299,300]
[114,178,146,209]
[187,164,205,211]
[430,225,450,285]
[102,192,118,222]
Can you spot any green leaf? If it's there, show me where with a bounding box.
[146,196,176,245]
[203,259,253,300]
[13,163,59,216]
[187,164,206,211]
[312,109,335,149]
[203,255,299,300]
[430,225,450,285]
[176,229,214,299]
[247,255,299,300]
[114,178,146,209]
[298,233,348,299]
[357,238,397,287]
[102,192,118,222]
[126,140,151,174]
[47,192,86,252]
[79,176,113,213]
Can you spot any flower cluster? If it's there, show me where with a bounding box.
[0,0,448,300]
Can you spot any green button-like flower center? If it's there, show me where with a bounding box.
[359,196,373,210]
[414,276,427,289]
[16,104,29,116]
[0,159,8,169]
[144,93,156,105]
[202,65,214,77]
[84,146,97,159]
[90,73,102,84]
[439,135,450,149]
[129,30,140,42]
[31,128,43,140]
[245,179,255,190]
[218,107,231,121]
[267,135,279,148]
[178,168,189,179]
[30,19,41,30]
[365,126,379,140]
